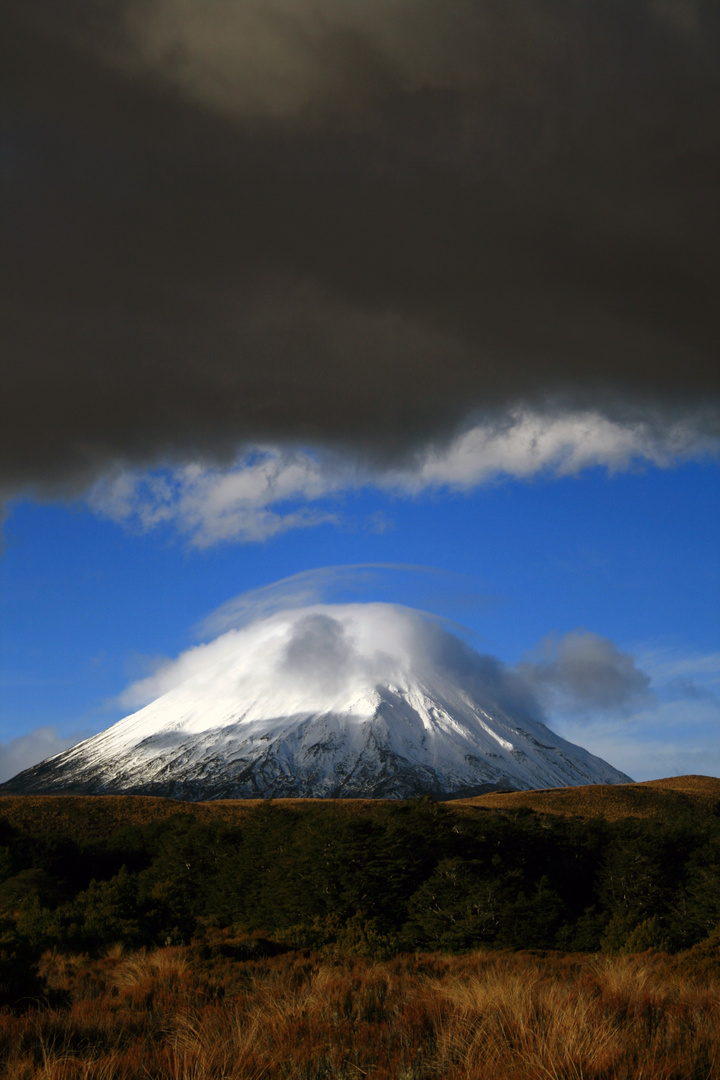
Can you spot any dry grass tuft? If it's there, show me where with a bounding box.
[2,946,720,1079]
[111,946,189,991]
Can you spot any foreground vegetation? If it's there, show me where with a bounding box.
[2,941,720,1079]
[1,784,720,1077]
[2,784,720,978]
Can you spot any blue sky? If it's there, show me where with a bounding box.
[2,4,719,787]
[2,444,718,783]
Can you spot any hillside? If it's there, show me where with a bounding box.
[1,774,720,968]
[0,775,718,839]
[461,774,720,821]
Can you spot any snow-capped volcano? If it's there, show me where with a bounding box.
[1,604,631,798]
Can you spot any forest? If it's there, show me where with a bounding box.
[1,788,720,1077]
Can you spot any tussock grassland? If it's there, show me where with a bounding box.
[2,783,720,1077]
[460,775,720,821]
[1,945,719,1079]
[1,775,719,840]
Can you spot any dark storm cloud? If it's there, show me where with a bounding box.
[2,0,719,496]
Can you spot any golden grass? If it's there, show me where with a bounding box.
[0,794,378,840]
[3,945,720,1079]
[459,774,720,820]
[109,945,189,992]
[435,954,720,1079]
[1,775,719,840]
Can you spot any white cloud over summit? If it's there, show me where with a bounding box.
[118,603,477,712]
[116,600,650,752]
[110,599,718,784]
[4,600,717,785]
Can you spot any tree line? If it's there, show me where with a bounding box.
[1,797,720,1002]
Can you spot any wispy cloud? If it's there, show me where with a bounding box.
[89,448,344,545]
[550,647,720,781]
[0,726,92,783]
[399,410,717,489]
[553,713,720,785]
[634,646,720,689]
[194,563,443,637]
[87,409,719,546]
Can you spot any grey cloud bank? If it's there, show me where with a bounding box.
[2,1,719,498]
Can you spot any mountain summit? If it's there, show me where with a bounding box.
[1,605,631,799]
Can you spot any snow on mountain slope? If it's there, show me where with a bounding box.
[1,604,632,798]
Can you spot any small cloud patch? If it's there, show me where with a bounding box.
[518,630,651,713]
